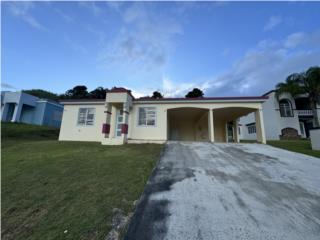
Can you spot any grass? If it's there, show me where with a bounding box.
[1,122,162,240]
[267,139,320,158]
[1,122,60,140]
[240,138,320,158]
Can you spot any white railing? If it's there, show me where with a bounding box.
[297,110,314,116]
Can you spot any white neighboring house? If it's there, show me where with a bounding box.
[240,90,320,140]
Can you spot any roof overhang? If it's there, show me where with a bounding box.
[59,99,105,105]
[134,96,268,104]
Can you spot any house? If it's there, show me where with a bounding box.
[239,90,319,140]
[58,87,268,145]
[1,91,63,128]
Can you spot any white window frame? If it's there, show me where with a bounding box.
[247,125,256,134]
[279,99,294,117]
[137,107,157,127]
[77,107,95,126]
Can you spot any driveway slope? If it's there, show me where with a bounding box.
[125,142,320,240]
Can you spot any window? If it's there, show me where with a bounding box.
[138,107,156,126]
[279,99,293,117]
[247,125,256,134]
[77,108,95,126]
[115,110,123,137]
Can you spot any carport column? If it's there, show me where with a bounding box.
[255,109,266,144]
[233,119,240,143]
[208,109,215,142]
[121,102,129,143]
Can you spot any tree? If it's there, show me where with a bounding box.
[276,66,320,127]
[64,85,89,99]
[23,89,59,101]
[185,88,204,98]
[151,91,163,99]
[89,87,107,99]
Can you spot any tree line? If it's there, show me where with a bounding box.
[23,86,205,101]
[22,65,320,127]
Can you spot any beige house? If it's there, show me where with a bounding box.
[59,87,268,145]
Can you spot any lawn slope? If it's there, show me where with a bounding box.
[1,123,162,240]
[267,140,320,158]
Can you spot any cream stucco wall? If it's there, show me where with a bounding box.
[59,104,105,142]
[128,101,262,142]
[59,100,264,144]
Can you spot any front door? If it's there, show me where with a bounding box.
[115,110,123,137]
[227,121,234,142]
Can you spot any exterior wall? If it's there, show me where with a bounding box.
[20,105,35,124]
[129,104,167,141]
[213,118,226,142]
[239,114,257,140]
[240,91,301,140]
[310,129,320,150]
[169,118,196,141]
[59,104,105,142]
[195,112,209,141]
[129,102,262,142]
[41,102,63,128]
[32,102,46,125]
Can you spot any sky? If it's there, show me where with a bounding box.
[2,1,320,98]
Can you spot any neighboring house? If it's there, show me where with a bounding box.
[1,91,63,128]
[59,87,268,145]
[240,90,319,140]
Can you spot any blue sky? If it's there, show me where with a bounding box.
[2,1,320,97]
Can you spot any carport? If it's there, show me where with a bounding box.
[167,108,209,141]
[167,106,266,144]
[211,107,266,143]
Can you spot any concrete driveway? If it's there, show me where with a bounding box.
[124,142,320,240]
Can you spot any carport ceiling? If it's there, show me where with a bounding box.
[212,107,256,121]
[168,108,208,121]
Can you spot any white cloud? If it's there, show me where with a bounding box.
[204,31,320,97]
[54,8,75,24]
[6,2,47,31]
[284,32,306,48]
[162,77,214,98]
[264,15,282,31]
[99,3,183,70]
[64,36,88,55]
[128,76,212,98]
[78,1,102,16]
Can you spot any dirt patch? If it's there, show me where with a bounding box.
[105,208,132,240]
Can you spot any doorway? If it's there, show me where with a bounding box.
[226,121,234,142]
[115,110,123,137]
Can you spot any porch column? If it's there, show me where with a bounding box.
[255,109,266,144]
[121,102,129,143]
[102,103,112,138]
[233,119,240,143]
[11,103,22,122]
[208,109,214,142]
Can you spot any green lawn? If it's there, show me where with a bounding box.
[1,122,162,240]
[267,140,320,158]
[240,139,319,158]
